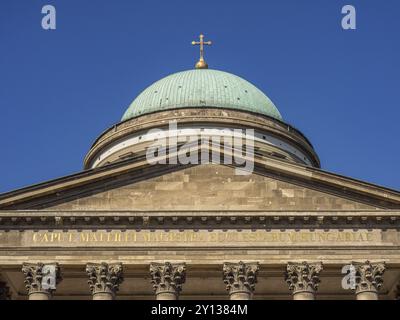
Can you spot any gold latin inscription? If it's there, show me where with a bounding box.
[28,230,379,246]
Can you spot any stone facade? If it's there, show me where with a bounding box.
[0,108,399,300]
[48,165,375,211]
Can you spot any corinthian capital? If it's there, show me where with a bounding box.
[150,262,186,298]
[352,261,386,294]
[223,261,259,296]
[285,262,323,294]
[86,262,123,298]
[22,263,62,297]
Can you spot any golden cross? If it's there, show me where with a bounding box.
[191,34,212,69]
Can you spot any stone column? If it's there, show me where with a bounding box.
[223,261,259,300]
[22,263,62,300]
[86,262,124,300]
[352,261,386,300]
[0,281,11,300]
[149,262,186,300]
[285,262,323,300]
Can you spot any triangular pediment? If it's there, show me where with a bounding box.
[0,156,399,210]
[42,164,377,211]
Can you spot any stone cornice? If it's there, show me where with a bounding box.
[0,210,399,230]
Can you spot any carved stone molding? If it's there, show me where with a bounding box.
[1,211,400,230]
[223,261,259,299]
[86,262,123,299]
[0,281,11,300]
[285,261,323,297]
[352,261,386,296]
[149,262,186,300]
[22,263,62,299]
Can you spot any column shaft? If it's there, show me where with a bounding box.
[29,292,51,300]
[230,292,251,300]
[356,291,378,300]
[93,292,114,300]
[293,291,315,300]
[156,292,178,300]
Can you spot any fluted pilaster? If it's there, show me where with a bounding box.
[285,262,323,300]
[22,263,62,300]
[86,262,124,300]
[223,261,259,300]
[150,262,186,300]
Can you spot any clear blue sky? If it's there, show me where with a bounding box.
[0,0,399,193]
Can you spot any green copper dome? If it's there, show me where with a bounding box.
[121,69,282,121]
